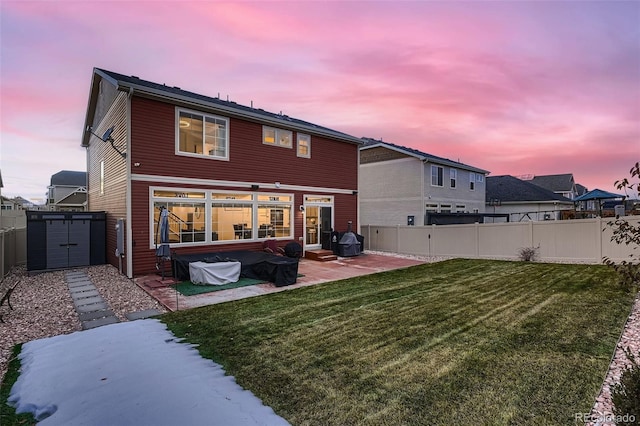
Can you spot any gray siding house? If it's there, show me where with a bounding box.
[359,139,489,226]
[47,170,87,211]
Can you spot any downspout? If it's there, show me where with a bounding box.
[126,87,134,278]
[421,160,426,225]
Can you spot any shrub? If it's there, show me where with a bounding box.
[603,162,640,291]
[611,348,640,425]
[518,246,538,262]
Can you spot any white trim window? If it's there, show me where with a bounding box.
[297,133,311,158]
[476,174,484,183]
[431,165,444,187]
[176,108,229,160]
[440,204,452,213]
[470,172,476,191]
[149,187,294,247]
[263,126,292,148]
[450,169,457,189]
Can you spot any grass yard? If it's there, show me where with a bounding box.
[161,259,634,425]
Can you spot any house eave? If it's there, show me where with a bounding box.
[85,69,362,146]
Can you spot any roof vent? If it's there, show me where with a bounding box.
[173,86,180,90]
[131,75,139,79]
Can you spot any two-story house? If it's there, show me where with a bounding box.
[46,170,87,211]
[359,139,489,226]
[81,68,362,278]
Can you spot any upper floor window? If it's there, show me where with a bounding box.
[177,108,228,160]
[263,126,292,148]
[297,133,311,158]
[431,165,444,187]
[450,169,457,188]
[476,174,484,183]
[470,172,476,190]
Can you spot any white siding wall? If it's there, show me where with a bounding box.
[360,158,424,225]
[423,163,486,213]
[487,202,574,222]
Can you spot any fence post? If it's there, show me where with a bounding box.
[0,230,5,278]
[475,222,480,258]
[528,220,534,248]
[597,217,603,262]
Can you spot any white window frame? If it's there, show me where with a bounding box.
[175,107,229,161]
[100,160,104,195]
[440,204,452,213]
[470,172,476,191]
[263,126,292,148]
[148,186,294,248]
[450,169,457,189]
[431,165,444,187]
[297,133,311,158]
[476,174,484,183]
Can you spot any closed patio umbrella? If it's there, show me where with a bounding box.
[155,207,171,278]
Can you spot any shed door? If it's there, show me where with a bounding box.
[46,220,70,269]
[68,219,90,267]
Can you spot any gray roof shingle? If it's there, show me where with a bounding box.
[486,175,573,203]
[92,68,362,145]
[360,138,488,174]
[50,170,86,187]
[529,174,574,192]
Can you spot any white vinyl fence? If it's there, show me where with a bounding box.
[1,227,27,278]
[362,217,639,264]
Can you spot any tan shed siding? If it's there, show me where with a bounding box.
[129,97,358,190]
[360,147,411,164]
[87,91,129,274]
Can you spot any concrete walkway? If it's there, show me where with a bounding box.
[65,271,161,329]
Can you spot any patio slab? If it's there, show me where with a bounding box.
[135,252,428,311]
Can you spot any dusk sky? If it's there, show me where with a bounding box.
[1,1,638,203]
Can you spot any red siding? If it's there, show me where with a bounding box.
[128,96,359,276]
[130,97,358,189]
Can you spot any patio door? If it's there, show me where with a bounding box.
[304,196,333,250]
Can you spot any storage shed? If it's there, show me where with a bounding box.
[27,211,106,271]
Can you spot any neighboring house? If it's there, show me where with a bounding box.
[526,173,580,200]
[486,175,574,222]
[47,170,87,211]
[81,68,362,278]
[359,138,489,226]
[1,196,19,211]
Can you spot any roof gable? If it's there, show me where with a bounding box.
[529,174,575,192]
[486,175,573,203]
[51,170,86,187]
[360,138,488,173]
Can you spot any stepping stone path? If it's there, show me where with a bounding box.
[65,271,162,330]
[65,271,120,330]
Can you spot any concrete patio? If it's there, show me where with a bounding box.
[135,252,428,311]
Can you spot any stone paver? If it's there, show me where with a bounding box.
[125,309,162,321]
[75,302,109,313]
[73,295,105,306]
[82,316,120,330]
[78,309,116,322]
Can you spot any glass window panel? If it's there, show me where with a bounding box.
[211,193,253,201]
[154,201,206,244]
[212,205,253,241]
[263,128,276,144]
[257,194,292,202]
[153,190,205,198]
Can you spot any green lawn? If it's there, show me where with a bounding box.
[162,259,636,425]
